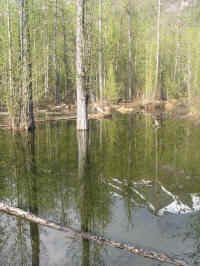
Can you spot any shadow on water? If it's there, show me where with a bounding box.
[0,115,200,265]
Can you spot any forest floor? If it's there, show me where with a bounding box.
[0,97,200,128]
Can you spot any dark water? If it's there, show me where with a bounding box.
[0,113,200,266]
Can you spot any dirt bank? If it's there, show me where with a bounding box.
[0,98,200,128]
[115,98,200,125]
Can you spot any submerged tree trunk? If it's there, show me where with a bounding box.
[76,0,88,130]
[77,131,88,179]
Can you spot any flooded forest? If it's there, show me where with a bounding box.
[0,0,200,265]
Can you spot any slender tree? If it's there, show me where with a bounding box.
[98,0,103,102]
[7,0,13,116]
[76,0,88,130]
[127,0,133,100]
[20,0,35,130]
[61,0,68,99]
[8,0,35,130]
[53,0,60,104]
[154,0,161,99]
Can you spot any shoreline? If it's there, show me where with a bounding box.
[0,98,200,128]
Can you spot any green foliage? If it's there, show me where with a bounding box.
[104,63,119,99]
[0,0,200,107]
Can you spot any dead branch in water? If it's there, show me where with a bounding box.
[0,203,193,266]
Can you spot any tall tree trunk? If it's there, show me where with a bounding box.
[187,51,191,104]
[45,32,49,97]
[98,0,103,102]
[61,4,68,100]
[53,0,60,105]
[10,0,35,130]
[127,2,132,100]
[76,0,88,130]
[21,0,35,130]
[154,0,160,99]
[7,0,14,123]
[174,24,180,83]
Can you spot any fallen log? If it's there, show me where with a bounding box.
[0,203,193,266]
[94,104,105,114]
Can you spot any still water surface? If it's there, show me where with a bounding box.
[0,113,199,265]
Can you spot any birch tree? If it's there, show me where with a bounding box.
[76,0,88,130]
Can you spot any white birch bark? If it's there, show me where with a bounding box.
[76,0,88,130]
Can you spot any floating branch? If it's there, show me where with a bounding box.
[0,203,193,266]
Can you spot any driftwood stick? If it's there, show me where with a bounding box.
[94,103,105,114]
[0,203,193,266]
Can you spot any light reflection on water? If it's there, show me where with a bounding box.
[0,114,199,265]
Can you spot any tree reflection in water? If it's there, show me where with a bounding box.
[77,130,110,266]
[13,131,40,266]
